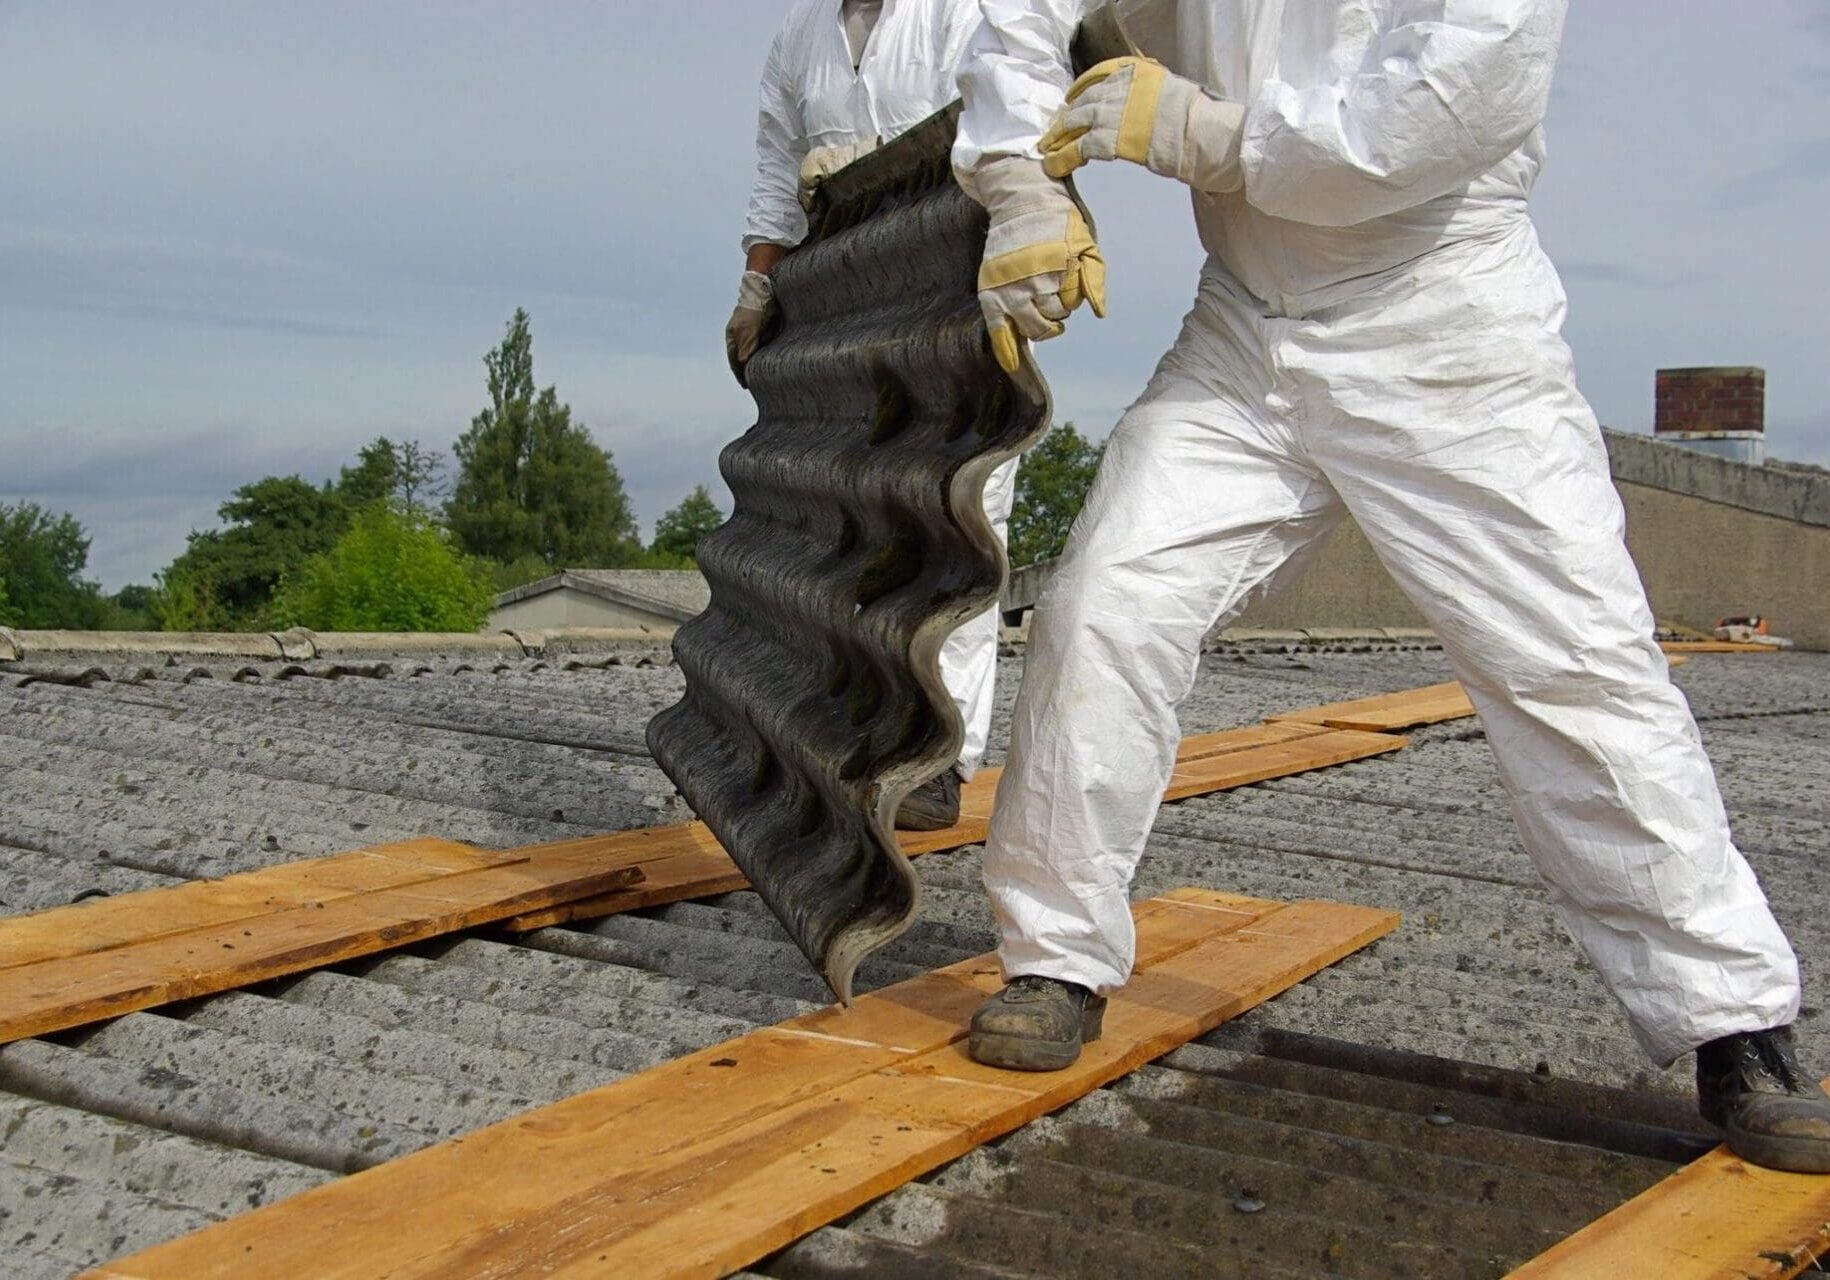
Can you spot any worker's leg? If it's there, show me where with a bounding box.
[938,455,1019,780]
[1298,230,1798,1066]
[983,365,1343,994]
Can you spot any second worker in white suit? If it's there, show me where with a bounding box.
[730,0,1018,830]
[950,0,1830,1172]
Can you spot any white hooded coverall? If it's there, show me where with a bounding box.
[954,0,1800,1065]
[745,0,1017,779]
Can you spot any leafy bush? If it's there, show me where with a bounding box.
[271,504,493,633]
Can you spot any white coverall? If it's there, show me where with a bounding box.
[954,0,1800,1065]
[745,0,1016,779]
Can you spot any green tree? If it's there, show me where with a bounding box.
[0,503,108,629]
[1008,422,1105,566]
[393,440,447,514]
[336,437,448,514]
[112,584,157,614]
[337,438,402,507]
[446,309,641,568]
[0,573,12,627]
[271,504,493,633]
[157,475,348,628]
[649,485,723,565]
[103,585,158,631]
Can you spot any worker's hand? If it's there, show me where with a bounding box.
[1040,56,1246,195]
[972,157,1107,376]
[724,270,776,388]
[798,139,877,212]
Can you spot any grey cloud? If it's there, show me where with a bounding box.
[1716,137,1830,210]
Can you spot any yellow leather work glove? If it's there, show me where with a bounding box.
[971,156,1107,376]
[1040,56,1245,194]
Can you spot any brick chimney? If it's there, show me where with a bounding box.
[1654,367,1765,464]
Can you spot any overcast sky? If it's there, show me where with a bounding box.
[2,2,1827,590]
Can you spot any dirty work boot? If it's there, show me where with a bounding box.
[1696,1026,1830,1172]
[895,771,961,831]
[968,975,1106,1071]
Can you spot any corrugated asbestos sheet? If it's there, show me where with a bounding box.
[649,107,1052,1003]
[3,645,1828,1277]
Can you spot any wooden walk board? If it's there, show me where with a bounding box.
[0,707,1410,1044]
[0,839,518,972]
[0,841,644,1045]
[1509,1101,1830,1279]
[1660,640,1783,654]
[87,888,1399,1280]
[1268,680,1476,733]
[503,722,1404,931]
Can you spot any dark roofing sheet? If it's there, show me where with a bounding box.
[650,107,1050,1002]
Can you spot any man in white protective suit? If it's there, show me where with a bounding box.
[730,0,1018,830]
[950,0,1830,1172]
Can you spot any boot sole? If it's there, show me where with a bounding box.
[1725,1121,1830,1174]
[894,803,961,832]
[969,999,1106,1072]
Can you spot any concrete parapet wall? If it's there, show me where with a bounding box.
[1604,430,1830,527]
[1002,431,1830,649]
[1619,483,1830,650]
[0,625,677,667]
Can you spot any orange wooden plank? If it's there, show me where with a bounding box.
[1268,680,1476,732]
[1165,727,1405,800]
[86,890,1396,1280]
[0,849,643,1044]
[1508,1093,1830,1279]
[0,839,521,971]
[1660,640,1783,654]
[505,724,1402,931]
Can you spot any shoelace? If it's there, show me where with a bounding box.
[1732,1033,1804,1093]
[1006,975,1074,1001]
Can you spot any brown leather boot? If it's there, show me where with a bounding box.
[895,771,961,831]
[1697,1026,1830,1173]
[968,975,1106,1071]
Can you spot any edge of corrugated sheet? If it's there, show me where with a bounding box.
[646,105,1051,1004]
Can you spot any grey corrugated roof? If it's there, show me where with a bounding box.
[2,641,1826,1278]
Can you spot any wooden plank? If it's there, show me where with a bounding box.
[0,854,644,1045]
[1268,680,1476,732]
[505,725,1402,932]
[87,889,1397,1280]
[85,891,1277,1280]
[0,714,1404,1042]
[0,839,522,971]
[1660,640,1783,654]
[1165,727,1405,800]
[1507,1100,1830,1280]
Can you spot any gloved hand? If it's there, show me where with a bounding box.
[1040,56,1246,195]
[972,156,1107,376]
[798,139,877,212]
[725,270,776,387]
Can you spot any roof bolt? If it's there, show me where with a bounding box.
[1427,1104,1454,1127]
[1232,1187,1266,1214]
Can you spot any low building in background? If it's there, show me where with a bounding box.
[488,569,711,633]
